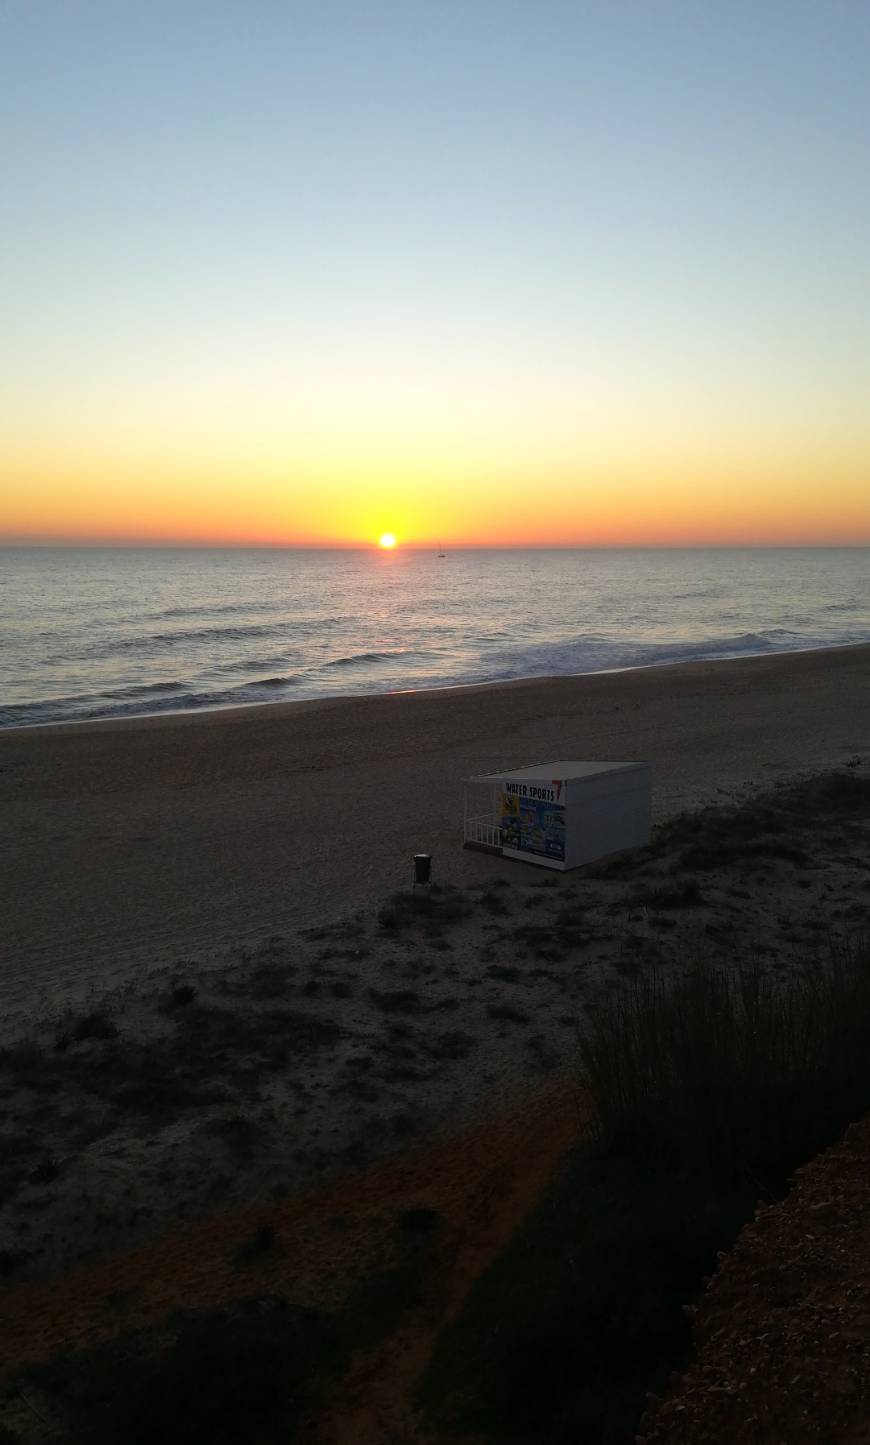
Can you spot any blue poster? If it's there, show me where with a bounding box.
[501,792,565,861]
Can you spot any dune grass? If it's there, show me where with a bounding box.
[580,935,870,1186]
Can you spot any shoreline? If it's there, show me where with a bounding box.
[5,636,870,738]
[3,642,869,1014]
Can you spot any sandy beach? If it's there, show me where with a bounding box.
[2,644,869,1015]
[1,647,870,1440]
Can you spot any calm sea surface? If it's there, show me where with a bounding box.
[1,547,869,729]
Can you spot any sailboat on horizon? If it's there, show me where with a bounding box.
[437,540,446,558]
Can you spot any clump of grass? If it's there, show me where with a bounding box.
[22,1299,343,1445]
[478,890,511,916]
[379,886,472,933]
[246,959,295,998]
[105,1286,141,1312]
[581,934,870,1184]
[157,982,198,1014]
[54,1011,120,1050]
[369,988,422,1013]
[526,1034,559,1071]
[28,1158,60,1185]
[348,1261,426,1341]
[72,1012,119,1043]
[399,1206,441,1235]
[513,920,582,962]
[633,879,705,909]
[486,964,521,983]
[0,1249,28,1277]
[430,1030,476,1059]
[0,1039,45,1073]
[170,984,197,1008]
[234,1223,279,1265]
[487,1004,531,1025]
[206,1114,261,1160]
[687,836,808,869]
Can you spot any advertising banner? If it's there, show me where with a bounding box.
[501,789,565,861]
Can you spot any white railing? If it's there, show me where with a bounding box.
[464,817,503,849]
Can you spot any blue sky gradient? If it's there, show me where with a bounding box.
[2,1,869,544]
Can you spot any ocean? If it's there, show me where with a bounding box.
[1,547,868,729]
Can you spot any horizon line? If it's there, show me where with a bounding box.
[1,540,869,552]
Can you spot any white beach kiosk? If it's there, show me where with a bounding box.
[463,761,652,872]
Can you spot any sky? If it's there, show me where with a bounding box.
[2,0,869,547]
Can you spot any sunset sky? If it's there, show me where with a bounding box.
[2,1,868,547]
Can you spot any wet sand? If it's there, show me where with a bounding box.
[2,644,869,1014]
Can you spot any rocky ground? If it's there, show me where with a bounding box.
[643,1112,870,1444]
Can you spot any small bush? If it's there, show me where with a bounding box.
[28,1158,60,1186]
[636,879,705,909]
[382,887,472,931]
[399,1206,441,1235]
[0,1040,45,1075]
[478,891,510,916]
[369,988,422,1013]
[234,1223,278,1264]
[207,1114,260,1160]
[171,984,197,1008]
[72,1012,119,1043]
[431,1031,477,1059]
[487,1004,531,1025]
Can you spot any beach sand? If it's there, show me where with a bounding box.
[2,644,869,1015]
[1,656,869,1434]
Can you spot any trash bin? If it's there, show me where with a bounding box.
[413,853,432,885]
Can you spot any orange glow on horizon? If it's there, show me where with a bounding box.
[2,418,869,549]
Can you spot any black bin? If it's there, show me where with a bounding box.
[413,853,432,885]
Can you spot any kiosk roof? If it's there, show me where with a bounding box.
[468,760,648,783]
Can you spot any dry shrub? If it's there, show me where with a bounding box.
[581,934,870,1185]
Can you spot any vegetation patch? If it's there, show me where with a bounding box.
[18,1298,344,1445]
[654,771,870,872]
[485,964,522,983]
[378,886,472,932]
[581,938,870,1184]
[234,1223,279,1266]
[632,878,705,909]
[429,1030,477,1060]
[369,988,423,1014]
[487,1004,531,1025]
[421,926,870,1442]
[419,1150,752,1444]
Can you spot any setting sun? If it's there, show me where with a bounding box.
[378,533,397,549]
